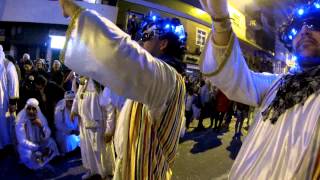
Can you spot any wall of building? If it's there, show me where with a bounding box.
[0,0,118,24]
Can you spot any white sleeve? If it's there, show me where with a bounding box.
[6,62,19,99]
[100,87,116,136]
[200,33,280,107]
[71,88,81,114]
[103,103,116,137]
[63,10,178,116]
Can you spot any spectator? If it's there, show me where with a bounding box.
[50,60,64,87]
[15,98,59,170]
[34,75,65,135]
[54,91,80,155]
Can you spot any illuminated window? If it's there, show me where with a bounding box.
[50,35,66,50]
[196,28,207,48]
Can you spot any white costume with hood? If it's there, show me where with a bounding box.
[15,98,59,170]
[201,33,320,179]
[54,95,80,154]
[71,78,116,177]
[0,45,19,149]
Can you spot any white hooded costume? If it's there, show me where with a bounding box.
[15,98,59,170]
[71,78,116,177]
[54,91,80,154]
[0,45,19,149]
[201,33,320,179]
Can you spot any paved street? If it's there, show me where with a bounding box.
[172,118,248,180]
[0,118,248,180]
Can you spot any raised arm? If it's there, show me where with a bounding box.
[60,1,178,114]
[199,0,279,107]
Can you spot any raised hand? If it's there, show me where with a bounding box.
[59,0,80,18]
[199,0,229,18]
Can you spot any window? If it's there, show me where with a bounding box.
[196,28,207,48]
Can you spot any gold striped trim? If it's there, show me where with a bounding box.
[200,32,235,77]
[60,7,84,63]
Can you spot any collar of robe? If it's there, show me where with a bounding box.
[262,64,320,124]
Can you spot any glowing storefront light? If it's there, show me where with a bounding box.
[50,35,66,49]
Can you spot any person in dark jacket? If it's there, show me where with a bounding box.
[34,75,65,135]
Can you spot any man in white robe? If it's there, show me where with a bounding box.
[54,90,80,155]
[200,0,320,179]
[15,98,59,170]
[58,1,186,179]
[71,78,116,179]
[0,45,19,150]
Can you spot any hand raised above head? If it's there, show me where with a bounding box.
[59,0,81,18]
[199,0,229,19]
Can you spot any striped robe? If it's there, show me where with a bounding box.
[61,9,186,180]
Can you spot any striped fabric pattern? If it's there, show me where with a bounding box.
[125,74,185,180]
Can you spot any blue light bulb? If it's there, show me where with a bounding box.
[292,55,297,61]
[298,9,304,16]
[291,28,297,36]
[165,24,170,29]
[315,2,320,8]
[288,35,293,40]
[152,16,157,21]
[179,35,185,40]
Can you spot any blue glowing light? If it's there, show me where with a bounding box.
[291,28,297,36]
[179,35,186,40]
[165,24,170,29]
[314,2,320,8]
[152,16,157,21]
[292,55,298,61]
[288,35,293,40]
[298,8,304,15]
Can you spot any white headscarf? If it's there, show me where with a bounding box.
[16,98,47,125]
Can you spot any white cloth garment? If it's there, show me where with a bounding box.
[15,99,59,170]
[63,10,184,179]
[71,79,116,177]
[54,99,80,154]
[0,45,19,149]
[201,33,320,180]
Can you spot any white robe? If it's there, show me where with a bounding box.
[71,79,116,177]
[15,108,59,170]
[201,33,320,180]
[0,49,19,149]
[54,99,80,154]
[63,10,183,179]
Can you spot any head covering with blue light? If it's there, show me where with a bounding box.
[279,0,320,50]
[137,14,187,46]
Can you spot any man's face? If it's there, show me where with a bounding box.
[26,105,37,119]
[143,37,161,56]
[36,62,43,70]
[52,62,60,71]
[293,23,320,67]
[24,64,32,73]
[35,84,44,91]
